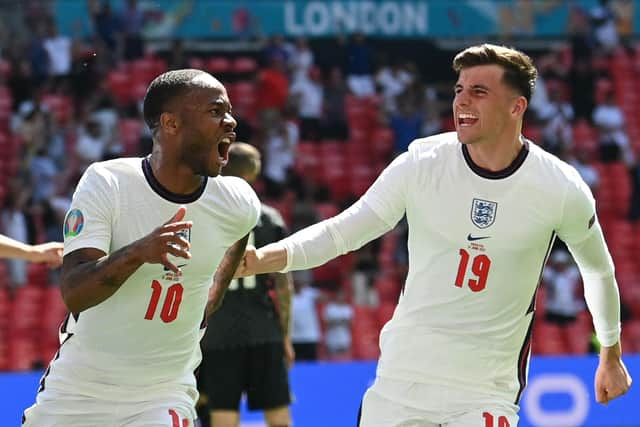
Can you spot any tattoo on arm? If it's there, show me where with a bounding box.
[207,234,250,316]
[274,272,293,337]
[60,244,144,312]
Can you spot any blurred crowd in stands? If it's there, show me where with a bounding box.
[0,0,639,370]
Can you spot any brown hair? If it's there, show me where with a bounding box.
[452,44,537,102]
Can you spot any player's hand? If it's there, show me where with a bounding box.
[595,341,632,405]
[135,207,192,274]
[284,336,295,369]
[234,245,259,278]
[30,242,64,267]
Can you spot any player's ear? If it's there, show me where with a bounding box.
[159,112,180,135]
[511,96,527,117]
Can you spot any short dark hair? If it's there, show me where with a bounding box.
[142,69,208,134]
[222,142,261,179]
[452,44,537,102]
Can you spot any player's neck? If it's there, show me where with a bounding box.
[465,135,524,173]
[148,153,204,195]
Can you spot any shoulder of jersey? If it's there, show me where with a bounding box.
[526,141,582,183]
[407,131,459,157]
[212,175,260,203]
[86,157,142,181]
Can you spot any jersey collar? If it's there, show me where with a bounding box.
[461,139,529,180]
[142,156,208,203]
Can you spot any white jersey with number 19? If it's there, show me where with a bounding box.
[36,157,260,408]
[364,132,604,404]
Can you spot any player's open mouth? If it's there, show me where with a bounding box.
[218,133,235,164]
[458,113,478,126]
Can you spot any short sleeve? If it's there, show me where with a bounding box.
[238,180,261,237]
[361,152,410,228]
[556,170,597,245]
[63,164,117,255]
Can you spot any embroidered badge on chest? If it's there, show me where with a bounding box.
[470,198,498,229]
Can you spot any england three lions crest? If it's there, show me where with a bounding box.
[471,198,498,229]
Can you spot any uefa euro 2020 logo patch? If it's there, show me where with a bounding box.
[64,209,85,238]
[471,198,497,229]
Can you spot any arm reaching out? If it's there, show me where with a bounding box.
[60,207,192,313]
[206,233,251,316]
[0,235,63,267]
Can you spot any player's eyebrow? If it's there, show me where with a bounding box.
[207,99,232,110]
[455,83,490,92]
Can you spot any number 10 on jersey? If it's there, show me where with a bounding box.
[454,249,491,292]
[144,280,184,323]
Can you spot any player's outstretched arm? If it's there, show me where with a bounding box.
[206,233,250,315]
[595,341,632,405]
[60,207,192,313]
[0,234,63,267]
[234,243,288,278]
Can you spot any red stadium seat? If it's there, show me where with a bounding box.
[532,322,568,355]
[40,94,73,125]
[231,56,258,75]
[206,57,232,75]
[119,119,143,156]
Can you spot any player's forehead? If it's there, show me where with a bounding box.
[456,64,505,88]
[184,75,230,107]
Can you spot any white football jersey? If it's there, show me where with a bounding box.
[364,132,598,404]
[41,157,260,402]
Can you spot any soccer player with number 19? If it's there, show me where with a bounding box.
[22,70,260,427]
[235,44,632,426]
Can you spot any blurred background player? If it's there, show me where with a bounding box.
[198,142,294,427]
[235,44,631,426]
[22,69,260,427]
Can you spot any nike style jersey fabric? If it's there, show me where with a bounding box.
[282,132,618,403]
[48,157,260,402]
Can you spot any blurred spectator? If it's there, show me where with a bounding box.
[592,91,634,164]
[1,188,31,289]
[15,101,46,150]
[27,22,49,86]
[567,148,600,194]
[91,92,119,143]
[167,38,188,70]
[75,116,116,170]
[290,37,314,85]
[262,34,292,67]
[569,57,596,123]
[389,94,422,155]
[351,243,379,307]
[542,250,585,325]
[375,58,413,113]
[28,146,59,203]
[90,0,122,54]
[421,85,442,138]
[119,0,146,60]
[7,58,36,110]
[323,290,354,358]
[321,66,349,141]
[290,66,323,141]
[291,281,322,361]
[255,56,289,115]
[538,80,574,156]
[43,21,72,89]
[261,110,299,198]
[345,32,375,97]
[590,0,620,54]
